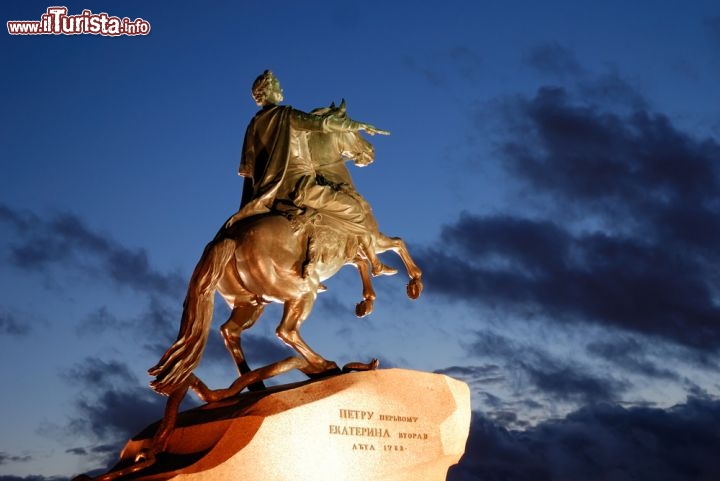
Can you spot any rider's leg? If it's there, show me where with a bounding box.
[297,183,396,276]
[294,182,365,224]
[359,240,397,277]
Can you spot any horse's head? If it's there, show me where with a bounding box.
[311,100,375,167]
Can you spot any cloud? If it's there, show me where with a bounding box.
[59,341,316,473]
[58,357,165,469]
[62,358,137,392]
[65,448,87,456]
[69,387,163,443]
[468,330,627,405]
[434,364,504,385]
[0,204,184,298]
[525,42,583,77]
[0,310,30,336]
[75,307,130,338]
[0,204,36,232]
[77,296,180,352]
[0,453,32,465]
[577,70,648,110]
[0,477,66,481]
[419,83,720,352]
[206,331,294,369]
[449,398,720,481]
[65,444,123,459]
[587,337,679,380]
[525,364,622,404]
[500,86,720,237]
[436,364,537,427]
[420,213,720,351]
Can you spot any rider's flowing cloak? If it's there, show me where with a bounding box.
[224,104,366,233]
[236,104,294,219]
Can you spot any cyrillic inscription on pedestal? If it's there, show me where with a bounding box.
[109,369,470,481]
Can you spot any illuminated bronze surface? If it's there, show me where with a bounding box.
[81,72,423,479]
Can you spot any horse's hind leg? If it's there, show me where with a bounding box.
[276,293,339,375]
[220,303,266,391]
[374,233,423,299]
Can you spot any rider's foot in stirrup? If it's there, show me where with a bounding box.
[302,261,315,279]
[372,262,398,277]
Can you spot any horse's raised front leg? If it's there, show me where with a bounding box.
[276,293,340,376]
[352,255,376,317]
[220,303,266,391]
[374,233,423,299]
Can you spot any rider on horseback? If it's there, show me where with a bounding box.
[226,70,396,278]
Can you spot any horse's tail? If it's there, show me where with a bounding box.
[148,238,236,396]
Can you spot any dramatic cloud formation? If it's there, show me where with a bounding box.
[420,83,720,353]
[586,337,679,380]
[60,358,165,468]
[470,330,627,405]
[0,204,184,298]
[76,296,180,355]
[449,398,720,481]
[4,11,720,479]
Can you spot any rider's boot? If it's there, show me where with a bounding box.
[361,243,397,277]
[301,234,328,293]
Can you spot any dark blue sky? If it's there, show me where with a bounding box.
[2,1,720,480]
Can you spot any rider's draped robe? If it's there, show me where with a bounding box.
[226,104,368,234]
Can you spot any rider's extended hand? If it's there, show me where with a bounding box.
[360,124,390,136]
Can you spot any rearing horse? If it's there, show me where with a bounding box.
[129,105,422,471]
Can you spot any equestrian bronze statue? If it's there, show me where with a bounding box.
[95,71,423,478]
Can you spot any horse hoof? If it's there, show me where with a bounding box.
[355,299,374,317]
[407,277,423,299]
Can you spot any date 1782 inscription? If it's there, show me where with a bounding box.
[328,408,429,452]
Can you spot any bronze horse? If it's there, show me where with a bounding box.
[122,105,422,470]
